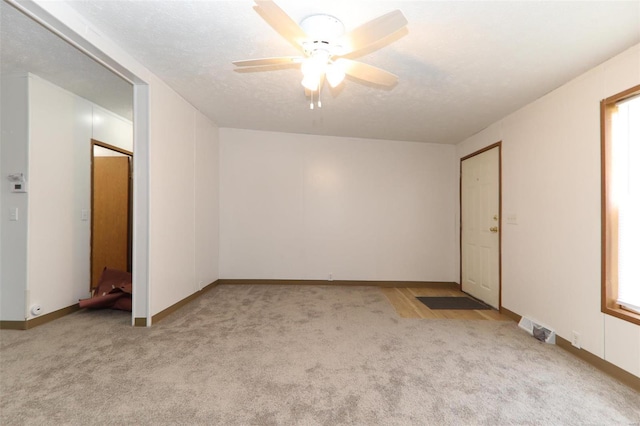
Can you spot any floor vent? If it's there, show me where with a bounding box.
[518,316,556,344]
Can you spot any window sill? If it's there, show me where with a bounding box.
[603,305,640,326]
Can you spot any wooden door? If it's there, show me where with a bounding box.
[91,156,130,289]
[461,146,500,308]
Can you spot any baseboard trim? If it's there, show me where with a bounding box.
[555,336,640,392]
[0,321,27,330]
[0,304,81,330]
[217,279,460,289]
[500,306,521,323]
[499,306,640,392]
[143,280,219,326]
[133,317,147,327]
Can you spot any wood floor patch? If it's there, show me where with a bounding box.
[381,287,512,321]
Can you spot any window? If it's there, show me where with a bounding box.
[601,84,640,325]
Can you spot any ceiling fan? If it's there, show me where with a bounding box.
[233,0,408,95]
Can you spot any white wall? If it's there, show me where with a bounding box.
[142,79,220,317]
[148,86,194,314]
[26,75,93,318]
[456,44,640,377]
[195,114,220,289]
[0,75,29,321]
[220,129,457,282]
[93,105,133,152]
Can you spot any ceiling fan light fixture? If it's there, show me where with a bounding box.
[234,2,408,98]
[301,51,329,76]
[300,51,330,91]
[326,61,346,88]
[301,73,321,91]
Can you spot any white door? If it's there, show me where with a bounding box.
[461,146,500,309]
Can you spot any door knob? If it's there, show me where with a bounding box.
[490,227,499,233]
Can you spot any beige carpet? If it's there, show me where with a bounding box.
[1,285,639,425]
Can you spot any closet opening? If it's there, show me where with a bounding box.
[90,139,133,291]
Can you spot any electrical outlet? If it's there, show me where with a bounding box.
[328,273,333,282]
[571,331,581,349]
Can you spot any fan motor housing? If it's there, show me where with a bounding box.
[299,14,345,55]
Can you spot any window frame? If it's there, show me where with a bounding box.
[601,84,640,326]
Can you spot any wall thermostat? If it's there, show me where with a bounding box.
[8,173,27,193]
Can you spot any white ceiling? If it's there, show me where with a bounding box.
[3,1,640,144]
[0,1,133,120]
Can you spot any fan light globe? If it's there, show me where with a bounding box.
[301,52,328,76]
[326,61,346,88]
[301,74,320,91]
[301,50,330,91]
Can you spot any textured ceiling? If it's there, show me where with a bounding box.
[4,1,640,144]
[0,1,133,120]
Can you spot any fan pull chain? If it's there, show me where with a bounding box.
[309,89,322,110]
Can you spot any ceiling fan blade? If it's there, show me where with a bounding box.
[338,10,407,55]
[234,64,301,74]
[338,59,398,87]
[254,0,308,49]
[233,56,304,67]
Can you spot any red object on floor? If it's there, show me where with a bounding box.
[79,267,132,311]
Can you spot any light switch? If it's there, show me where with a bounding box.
[81,209,89,221]
[506,213,518,225]
[9,207,18,221]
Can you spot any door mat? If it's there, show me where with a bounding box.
[416,296,492,310]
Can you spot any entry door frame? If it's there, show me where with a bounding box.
[459,141,502,310]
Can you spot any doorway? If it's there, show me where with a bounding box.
[91,139,133,290]
[460,143,501,309]
[5,0,151,326]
